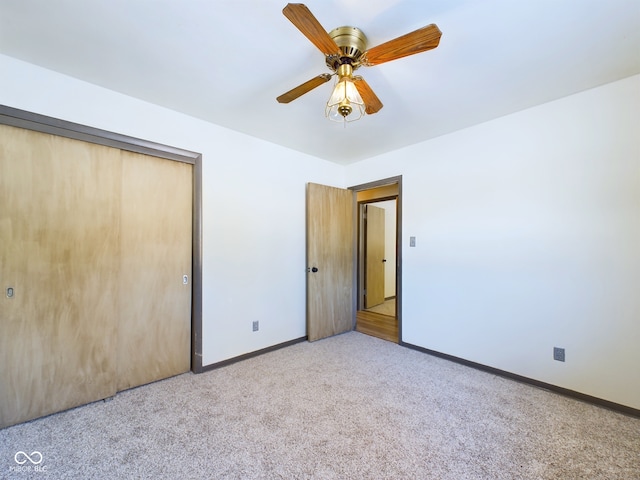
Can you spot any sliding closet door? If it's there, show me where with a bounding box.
[0,125,121,428]
[117,151,192,391]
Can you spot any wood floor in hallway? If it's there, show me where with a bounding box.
[355,310,398,343]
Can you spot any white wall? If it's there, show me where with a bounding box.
[0,54,345,366]
[3,52,638,410]
[346,75,640,409]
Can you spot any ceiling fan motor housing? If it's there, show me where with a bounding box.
[326,26,368,71]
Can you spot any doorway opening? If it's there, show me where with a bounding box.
[349,177,402,343]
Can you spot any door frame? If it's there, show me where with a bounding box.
[349,176,402,341]
[0,105,204,373]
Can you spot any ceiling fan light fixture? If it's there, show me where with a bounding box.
[325,64,365,123]
[278,4,441,121]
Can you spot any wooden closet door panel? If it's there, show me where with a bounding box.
[0,125,121,428]
[117,151,192,391]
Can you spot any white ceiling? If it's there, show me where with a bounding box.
[1,0,639,165]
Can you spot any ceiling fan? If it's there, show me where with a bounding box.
[276,3,442,123]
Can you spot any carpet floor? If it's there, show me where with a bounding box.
[1,332,638,479]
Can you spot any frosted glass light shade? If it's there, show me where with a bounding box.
[326,77,365,123]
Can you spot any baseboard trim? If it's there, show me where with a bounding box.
[400,341,640,419]
[199,336,308,373]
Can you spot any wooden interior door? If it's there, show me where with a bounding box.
[0,125,121,428]
[365,204,386,308]
[306,183,354,341]
[117,151,192,391]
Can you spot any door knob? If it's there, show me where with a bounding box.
[311,267,319,273]
[382,259,387,263]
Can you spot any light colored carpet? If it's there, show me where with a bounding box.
[1,332,638,479]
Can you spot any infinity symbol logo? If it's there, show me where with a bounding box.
[14,451,43,465]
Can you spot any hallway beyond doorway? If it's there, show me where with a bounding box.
[364,297,395,316]
[355,309,398,343]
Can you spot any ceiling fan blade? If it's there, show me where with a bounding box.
[282,3,340,56]
[276,73,332,104]
[361,24,442,66]
[353,77,383,115]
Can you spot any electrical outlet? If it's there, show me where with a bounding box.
[252,321,259,332]
[553,347,565,362]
